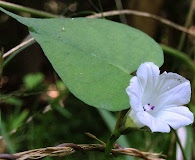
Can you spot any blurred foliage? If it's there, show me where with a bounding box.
[23,73,44,91]
[0,0,195,160]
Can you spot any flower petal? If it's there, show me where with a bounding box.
[153,72,191,108]
[136,111,171,132]
[136,62,160,90]
[136,62,161,106]
[156,106,194,129]
[126,62,160,111]
[130,110,145,128]
[126,62,193,133]
[126,77,143,111]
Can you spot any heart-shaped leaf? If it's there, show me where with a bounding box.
[0,8,164,111]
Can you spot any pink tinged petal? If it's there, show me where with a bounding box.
[136,111,171,132]
[156,107,194,129]
[154,72,191,108]
[126,77,143,111]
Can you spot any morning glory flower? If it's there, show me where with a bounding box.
[126,62,194,133]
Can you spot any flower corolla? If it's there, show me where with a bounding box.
[126,62,194,132]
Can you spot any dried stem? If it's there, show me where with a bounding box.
[0,143,166,160]
[2,38,35,59]
[0,0,194,40]
[3,8,195,63]
[87,10,195,36]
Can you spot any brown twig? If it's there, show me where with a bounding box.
[3,9,194,61]
[0,154,19,160]
[87,10,194,36]
[2,38,35,59]
[0,143,166,160]
[85,132,106,146]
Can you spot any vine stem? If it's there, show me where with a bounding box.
[104,109,129,157]
[172,129,187,160]
[105,130,120,157]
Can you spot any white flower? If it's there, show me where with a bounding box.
[126,62,194,133]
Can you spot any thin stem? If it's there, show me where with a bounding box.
[177,0,195,50]
[85,132,106,146]
[2,6,195,65]
[1,1,193,37]
[3,38,35,67]
[105,130,120,157]
[0,1,59,18]
[114,109,129,131]
[167,131,176,158]
[87,10,195,37]
[104,109,129,157]
[172,129,187,160]
[114,0,127,24]
[87,0,101,13]
[3,38,34,59]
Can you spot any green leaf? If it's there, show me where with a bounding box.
[0,8,164,111]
